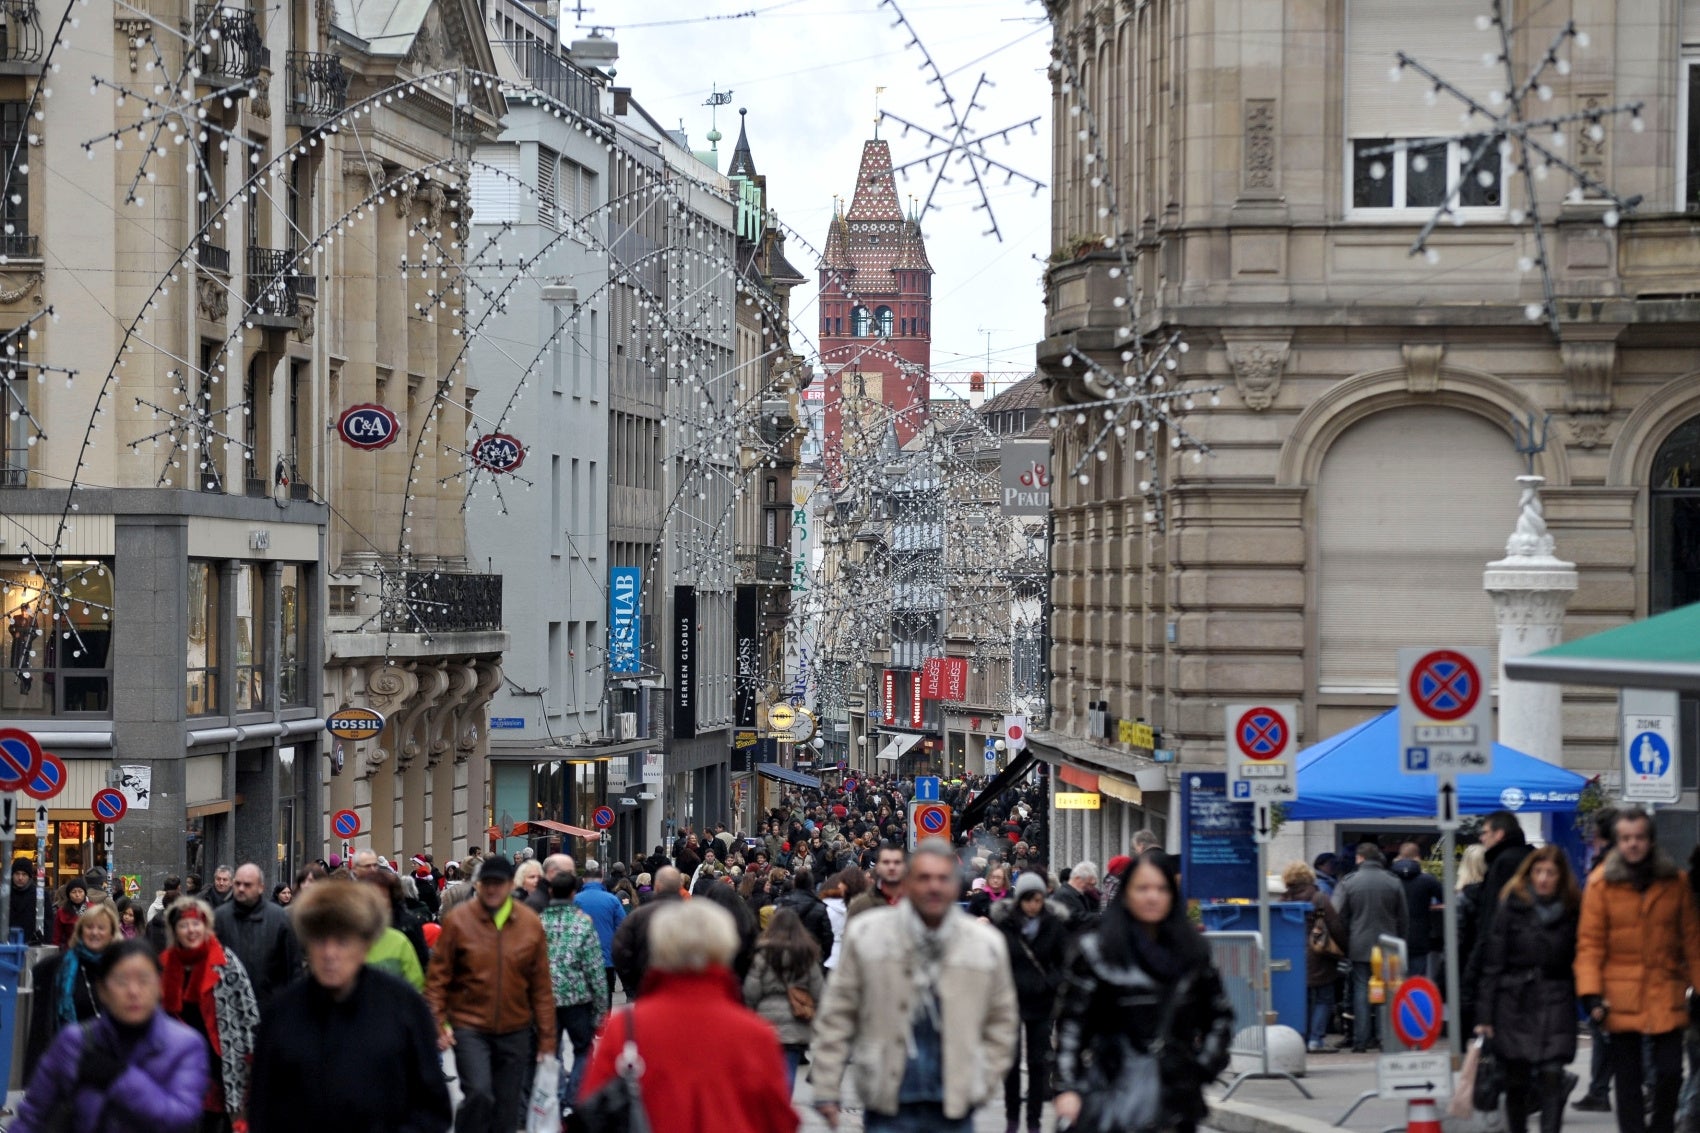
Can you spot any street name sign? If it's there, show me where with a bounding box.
[1399,647,1493,780]
[1224,703,1299,804]
[1622,689,1679,805]
[1377,1051,1451,1100]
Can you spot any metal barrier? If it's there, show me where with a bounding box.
[1207,930,1311,1100]
[1333,933,1418,1128]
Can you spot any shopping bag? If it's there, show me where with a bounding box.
[1449,1039,1482,1119]
[528,1057,561,1133]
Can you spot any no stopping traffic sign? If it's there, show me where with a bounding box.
[332,809,361,839]
[91,788,128,823]
[0,728,43,791]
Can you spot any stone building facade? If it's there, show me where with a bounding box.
[1038,0,1700,860]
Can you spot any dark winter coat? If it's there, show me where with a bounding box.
[1331,860,1407,962]
[1465,840,1535,1014]
[9,880,41,946]
[610,888,683,996]
[1283,881,1347,988]
[988,897,1072,1020]
[212,896,301,1012]
[11,1009,208,1133]
[777,888,835,965]
[249,967,451,1133]
[1053,931,1235,1133]
[1392,860,1444,957]
[1478,892,1579,1065]
[24,950,102,1079]
[1050,883,1099,930]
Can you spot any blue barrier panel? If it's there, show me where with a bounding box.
[1201,902,1311,1032]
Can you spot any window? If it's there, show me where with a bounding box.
[1346,1,1505,216]
[470,145,520,225]
[0,559,113,717]
[2,340,27,486]
[197,138,226,259]
[197,342,224,492]
[243,358,260,486]
[875,306,894,337]
[187,561,220,715]
[1652,415,1700,615]
[279,564,307,706]
[233,563,264,711]
[0,102,30,256]
[851,306,872,337]
[537,145,559,230]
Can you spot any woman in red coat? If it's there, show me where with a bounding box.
[578,900,798,1133]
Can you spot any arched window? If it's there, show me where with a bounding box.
[875,306,895,337]
[851,306,872,337]
[1652,415,1700,614]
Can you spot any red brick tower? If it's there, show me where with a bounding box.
[819,140,933,481]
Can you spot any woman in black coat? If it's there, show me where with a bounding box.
[1055,850,1235,1133]
[990,876,1071,1133]
[1476,845,1581,1133]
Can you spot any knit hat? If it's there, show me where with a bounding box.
[1014,872,1048,900]
[1106,854,1133,879]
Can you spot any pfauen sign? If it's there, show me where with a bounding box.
[337,404,400,450]
[999,440,1051,516]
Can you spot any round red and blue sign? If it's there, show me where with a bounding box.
[91,788,128,823]
[337,403,400,451]
[332,809,361,839]
[0,728,43,791]
[1409,650,1482,722]
[23,752,67,801]
[471,433,526,474]
[1391,976,1444,1051]
[915,803,949,835]
[592,806,615,830]
[1234,707,1289,762]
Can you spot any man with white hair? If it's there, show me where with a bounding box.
[523,852,575,913]
[1051,859,1100,930]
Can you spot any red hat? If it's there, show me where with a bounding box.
[422,922,441,949]
[1107,855,1133,878]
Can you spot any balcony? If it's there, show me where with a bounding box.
[0,0,44,64]
[194,5,267,84]
[382,571,503,635]
[738,547,789,586]
[492,39,600,121]
[196,239,230,275]
[245,246,309,325]
[0,232,37,260]
[286,51,348,123]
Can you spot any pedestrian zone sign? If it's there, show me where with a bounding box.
[1622,688,1679,805]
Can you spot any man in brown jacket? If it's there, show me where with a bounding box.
[425,854,556,1133]
[1575,806,1700,1133]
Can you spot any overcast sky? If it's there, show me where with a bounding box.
[588,0,1052,401]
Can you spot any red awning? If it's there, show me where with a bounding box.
[529,819,602,839]
[1058,765,1099,791]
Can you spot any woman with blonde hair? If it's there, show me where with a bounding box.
[25,901,123,1077]
[1456,841,1489,1035]
[1281,861,1346,1053]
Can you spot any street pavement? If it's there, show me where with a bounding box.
[1209,1040,1613,1133]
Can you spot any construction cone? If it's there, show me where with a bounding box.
[1407,1097,1444,1133]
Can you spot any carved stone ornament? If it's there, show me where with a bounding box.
[1243,99,1276,193]
[293,302,315,342]
[0,272,43,305]
[1561,335,1618,414]
[250,73,271,121]
[1402,343,1445,394]
[1224,337,1289,411]
[115,20,153,73]
[1504,474,1558,560]
[196,275,228,322]
[1569,413,1609,450]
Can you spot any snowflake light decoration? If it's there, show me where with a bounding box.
[1378,0,1644,337]
[129,371,250,491]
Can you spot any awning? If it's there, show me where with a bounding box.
[756,764,821,789]
[874,732,924,761]
[956,748,1038,829]
[1057,765,1099,791]
[1505,602,1700,691]
[526,819,603,839]
[1099,773,1143,805]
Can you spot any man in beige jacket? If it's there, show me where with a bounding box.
[810,838,1018,1132]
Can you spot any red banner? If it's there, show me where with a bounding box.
[883,671,896,724]
[920,657,970,701]
[910,673,924,727]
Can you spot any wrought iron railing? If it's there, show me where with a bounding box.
[246,245,301,318]
[194,5,267,83]
[382,571,503,634]
[738,547,789,585]
[492,39,601,121]
[0,233,37,258]
[196,239,230,274]
[0,0,44,64]
[286,51,348,119]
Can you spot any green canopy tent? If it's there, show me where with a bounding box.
[1504,602,1700,691]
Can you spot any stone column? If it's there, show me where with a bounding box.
[1484,475,1578,841]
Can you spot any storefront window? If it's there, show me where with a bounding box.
[279,564,306,706]
[234,563,264,711]
[187,561,219,715]
[0,559,114,717]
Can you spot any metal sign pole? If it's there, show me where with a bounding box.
[34,803,46,940]
[1257,836,1272,1078]
[0,793,15,944]
[1441,827,1461,1063]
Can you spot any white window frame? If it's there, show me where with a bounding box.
[1677,54,1700,213]
[1344,136,1509,221]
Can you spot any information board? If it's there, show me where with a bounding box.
[1180,772,1258,901]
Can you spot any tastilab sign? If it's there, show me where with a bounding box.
[608,568,642,675]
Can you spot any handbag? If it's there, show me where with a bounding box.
[1449,1037,1483,1119]
[1473,1042,1506,1112]
[567,1009,653,1133]
[1307,915,1343,958]
[786,984,816,1021]
[1072,974,1193,1133]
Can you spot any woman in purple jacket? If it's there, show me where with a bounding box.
[12,938,208,1133]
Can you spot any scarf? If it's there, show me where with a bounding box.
[161,936,227,1055]
[56,942,101,1024]
[901,901,956,1056]
[1533,893,1566,926]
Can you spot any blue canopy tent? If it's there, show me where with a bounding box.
[1284,709,1590,821]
